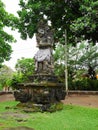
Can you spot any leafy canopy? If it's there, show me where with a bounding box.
[17,0,98,45]
[0,0,18,64]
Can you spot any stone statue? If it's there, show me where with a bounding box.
[34,20,54,74]
[13,20,66,112]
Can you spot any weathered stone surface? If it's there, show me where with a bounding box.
[14,86,66,103]
[14,84,66,112]
[14,90,32,103]
[34,20,54,74]
[36,20,54,47]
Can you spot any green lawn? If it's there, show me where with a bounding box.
[0,101,98,130]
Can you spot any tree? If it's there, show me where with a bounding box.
[54,42,98,77]
[75,43,98,69]
[17,0,98,45]
[0,65,14,90]
[0,0,17,64]
[11,58,35,87]
[15,57,35,77]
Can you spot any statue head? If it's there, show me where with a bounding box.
[36,20,54,47]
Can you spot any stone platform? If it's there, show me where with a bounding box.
[14,81,66,112]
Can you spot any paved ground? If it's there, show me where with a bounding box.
[0,93,98,108]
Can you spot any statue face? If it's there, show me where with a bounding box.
[38,28,44,34]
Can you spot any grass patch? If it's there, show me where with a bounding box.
[0,101,98,130]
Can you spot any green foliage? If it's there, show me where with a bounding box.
[54,42,98,91]
[10,58,35,88]
[0,65,14,89]
[0,0,18,64]
[68,42,98,69]
[54,42,98,77]
[48,102,63,112]
[69,78,98,91]
[54,63,65,76]
[0,84,2,90]
[10,73,24,88]
[17,0,98,45]
[70,0,98,43]
[15,57,35,77]
[0,101,98,130]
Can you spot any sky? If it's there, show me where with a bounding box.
[3,0,38,70]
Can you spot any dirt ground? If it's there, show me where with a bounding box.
[0,93,98,108]
[62,94,98,108]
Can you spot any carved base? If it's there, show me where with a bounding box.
[14,83,66,112]
[14,74,66,112]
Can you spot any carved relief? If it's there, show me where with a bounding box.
[34,20,54,74]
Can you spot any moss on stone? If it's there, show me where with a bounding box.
[15,102,63,113]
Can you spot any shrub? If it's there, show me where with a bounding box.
[69,78,98,91]
[10,73,24,89]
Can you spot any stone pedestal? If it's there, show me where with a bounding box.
[14,75,66,112]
